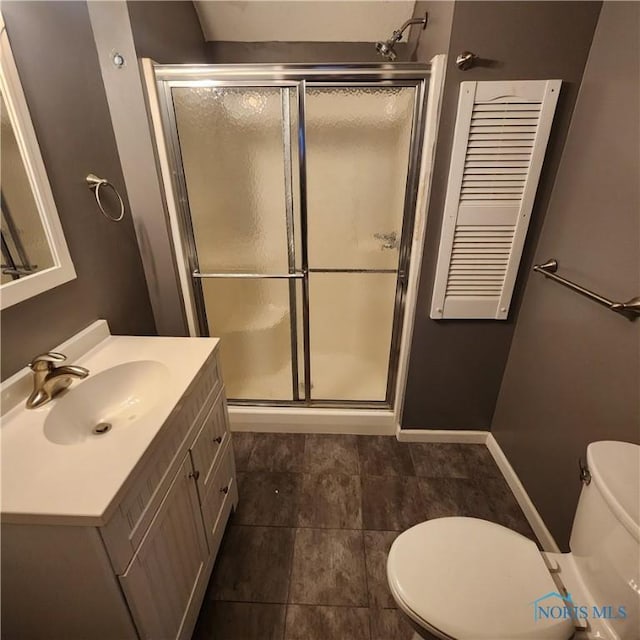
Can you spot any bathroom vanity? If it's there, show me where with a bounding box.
[1,322,238,639]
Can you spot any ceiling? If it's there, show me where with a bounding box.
[194,1,417,43]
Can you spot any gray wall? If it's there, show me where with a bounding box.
[1,1,155,380]
[127,1,207,63]
[491,1,640,549]
[205,41,409,64]
[402,1,602,428]
[409,1,454,63]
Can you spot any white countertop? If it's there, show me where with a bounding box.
[1,326,219,526]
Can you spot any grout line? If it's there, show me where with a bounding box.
[231,522,403,532]
[283,526,298,615]
[281,452,306,640]
[359,474,374,640]
[213,598,391,610]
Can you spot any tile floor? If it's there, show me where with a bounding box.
[193,433,537,640]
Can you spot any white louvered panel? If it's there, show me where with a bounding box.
[446,225,515,297]
[431,80,561,319]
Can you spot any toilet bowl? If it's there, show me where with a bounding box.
[387,441,640,640]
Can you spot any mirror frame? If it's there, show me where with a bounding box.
[0,16,76,309]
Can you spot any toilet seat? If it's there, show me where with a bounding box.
[387,517,575,640]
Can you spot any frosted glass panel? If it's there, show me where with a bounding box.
[309,273,397,401]
[202,279,293,400]
[172,87,289,273]
[306,87,415,270]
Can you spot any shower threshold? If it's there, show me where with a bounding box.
[227,405,397,436]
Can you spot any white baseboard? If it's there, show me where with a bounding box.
[396,427,489,444]
[228,407,396,435]
[486,433,560,552]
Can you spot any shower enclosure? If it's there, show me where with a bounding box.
[153,64,429,409]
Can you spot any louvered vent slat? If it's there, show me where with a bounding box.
[465,161,529,167]
[431,80,561,319]
[473,102,542,111]
[467,140,534,148]
[468,133,536,140]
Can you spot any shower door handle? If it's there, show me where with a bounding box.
[374,231,399,250]
[192,270,305,279]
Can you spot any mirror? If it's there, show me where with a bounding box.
[0,17,75,308]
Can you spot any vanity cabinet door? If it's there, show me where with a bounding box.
[119,455,208,640]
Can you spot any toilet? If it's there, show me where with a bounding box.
[387,441,640,640]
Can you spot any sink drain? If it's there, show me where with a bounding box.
[92,422,112,435]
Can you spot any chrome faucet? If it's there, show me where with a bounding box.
[26,352,89,410]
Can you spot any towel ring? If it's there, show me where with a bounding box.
[86,174,125,222]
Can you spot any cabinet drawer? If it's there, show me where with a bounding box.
[101,351,222,574]
[200,444,237,553]
[190,390,230,497]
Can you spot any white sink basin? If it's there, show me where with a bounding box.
[1,324,219,524]
[44,360,170,445]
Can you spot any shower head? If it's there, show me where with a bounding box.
[375,12,428,61]
[375,38,398,61]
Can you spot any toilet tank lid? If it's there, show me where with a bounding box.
[587,441,640,539]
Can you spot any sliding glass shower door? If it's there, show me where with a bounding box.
[158,66,427,408]
[305,86,414,401]
[170,85,301,401]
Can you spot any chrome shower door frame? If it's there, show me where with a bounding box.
[154,64,430,410]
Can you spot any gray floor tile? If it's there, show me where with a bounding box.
[419,476,536,540]
[297,473,362,529]
[284,605,370,640]
[289,528,368,606]
[210,526,295,603]
[246,433,306,472]
[235,472,302,526]
[358,436,415,476]
[232,432,255,471]
[459,479,499,521]
[363,530,399,608]
[370,608,416,640]
[361,476,426,530]
[409,443,471,478]
[304,434,360,474]
[462,444,503,479]
[193,601,285,640]
[418,477,469,519]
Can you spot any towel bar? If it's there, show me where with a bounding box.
[533,259,640,320]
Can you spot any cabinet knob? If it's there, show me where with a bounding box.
[220,485,229,494]
[213,436,222,444]
[188,470,200,481]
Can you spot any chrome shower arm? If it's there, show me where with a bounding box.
[376,12,428,60]
[394,15,429,42]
